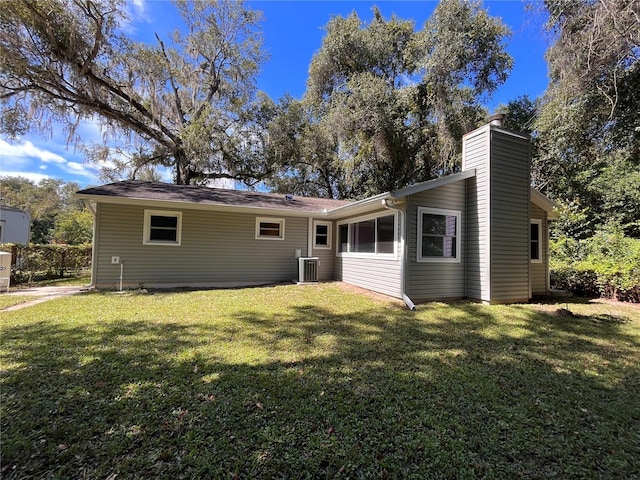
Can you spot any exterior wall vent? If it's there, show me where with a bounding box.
[298,257,319,283]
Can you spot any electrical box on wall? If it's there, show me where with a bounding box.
[111,256,120,265]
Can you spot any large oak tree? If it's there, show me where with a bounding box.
[266,0,512,199]
[1,0,270,185]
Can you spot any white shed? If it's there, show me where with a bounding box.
[0,205,31,244]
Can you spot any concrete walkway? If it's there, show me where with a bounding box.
[2,286,88,311]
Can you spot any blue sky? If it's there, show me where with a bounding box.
[0,0,551,188]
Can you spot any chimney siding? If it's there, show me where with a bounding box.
[463,125,531,303]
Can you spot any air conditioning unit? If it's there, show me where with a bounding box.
[298,257,319,283]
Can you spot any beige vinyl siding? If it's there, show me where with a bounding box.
[406,182,466,301]
[93,203,309,289]
[530,204,548,295]
[334,211,402,298]
[489,130,531,302]
[312,220,337,281]
[463,127,490,301]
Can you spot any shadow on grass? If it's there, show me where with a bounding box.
[1,291,639,479]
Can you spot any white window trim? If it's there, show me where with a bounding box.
[313,220,332,250]
[417,207,461,263]
[530,218,542,263]
[143,210,182,246]
[255,217,285,240]
[336,211,398,260]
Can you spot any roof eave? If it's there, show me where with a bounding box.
[73,193,330,218]
[530,188,559,219]
[321,170,478,219]
[391,169,477,198]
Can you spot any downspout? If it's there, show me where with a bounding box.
[382,198,416,310]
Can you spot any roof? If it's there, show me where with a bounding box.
[323,169,477,219]
[76,180,351,215]
[531,188,559,219]
[77,174,558,219]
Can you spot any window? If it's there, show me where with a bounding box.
[417,207,460,262]
[256,217,285,240]
[313,221,331,249]
[351,219,375,253]
[530,219,542,263]
[144,210,182,246]
[376,214,395,254]
[339,224,349,253]
[337,213,397,257]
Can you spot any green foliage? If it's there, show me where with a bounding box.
[267,1,512,198]
[533,0,640,224]
[2,243,92,284]
[2,284,639,478]
[586,154,640,238]
[51,209,93,245]
[1,0,269,186]
[551,224,640,302]
[0,176,89,243]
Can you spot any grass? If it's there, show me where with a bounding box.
[13,273,92,288]
[1,283,639,479]
[0,295,35,310]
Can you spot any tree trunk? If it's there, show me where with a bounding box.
[175,150,189,185]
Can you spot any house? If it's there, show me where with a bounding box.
[76,118,557,306]
[0,204,31,244]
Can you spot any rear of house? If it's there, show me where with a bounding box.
[77,119,556,304]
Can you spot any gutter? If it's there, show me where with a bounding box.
[382,198,416,310]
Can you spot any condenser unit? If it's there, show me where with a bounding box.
[298,257,319,283]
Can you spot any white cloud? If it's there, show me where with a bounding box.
[0,139,66,164]
[121,0,151,32]
[0,138,101,185]
[0,171,51,183]
[65,161,97,179]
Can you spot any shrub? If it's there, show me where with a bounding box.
[0,244,92,284]
[551,225,640,302]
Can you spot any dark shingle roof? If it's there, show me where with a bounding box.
[76,180,351,213]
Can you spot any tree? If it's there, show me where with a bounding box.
[266,1,512,199]
[51,209,93,244]
[532,0,640,237]
[540,0,639,156]
[411,0,513,170]
[0,176,87,243]
[534,0,639,192]
[1,0,270,186]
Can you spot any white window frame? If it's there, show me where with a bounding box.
[255,217,285,240]
[143,210,182,246]
[417,207,461,263]
[313,220,332,249]
[336,211,398,259]
[530,219,542,263]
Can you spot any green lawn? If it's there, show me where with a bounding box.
[1,284,639,479]
[14,273,92,288]
[0,295,34,310]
